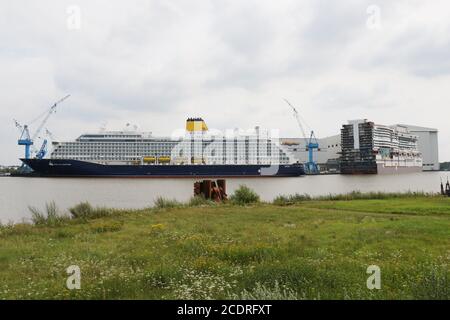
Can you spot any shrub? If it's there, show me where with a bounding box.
[188,195,217,207]
[230,185,260,205]
[154,197,183,209]
[316,191,439,201]
[272,195,291,206]
[272,191,439,205]
[28,202,67,226]
[289,193,312,202]
[0,223,34,237]
[273,193,311,206]
[69,202,117,220]
[69,202,94,219]
[90,207,118,218]
[29,207,46,225]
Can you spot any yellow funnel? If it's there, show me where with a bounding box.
[186,118,208,132]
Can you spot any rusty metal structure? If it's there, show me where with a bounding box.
[194,179,227,202]
[441,178,450,197]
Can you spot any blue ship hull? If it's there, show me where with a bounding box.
[21,159,305,177]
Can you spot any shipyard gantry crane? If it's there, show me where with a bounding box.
[14,95,70,160]
[284,99,320,174]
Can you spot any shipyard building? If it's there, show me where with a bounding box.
[397,125,439,171]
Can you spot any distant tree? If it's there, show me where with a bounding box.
[0,166,19,174]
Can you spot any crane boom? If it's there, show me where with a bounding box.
[283,99,307,139]
[13,119,23,131]
[31,94,70,141]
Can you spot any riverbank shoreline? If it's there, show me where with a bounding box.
[1,192,449,300]
[1,172,445,223]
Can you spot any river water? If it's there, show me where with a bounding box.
[0,172,446,223]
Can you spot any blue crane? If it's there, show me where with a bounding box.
[284,99,320,174]
[36,138,48,160]
[14,95,70,160]
[35,129,55,159]
[14,122,33,160]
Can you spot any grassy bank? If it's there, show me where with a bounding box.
[0,190,449,300]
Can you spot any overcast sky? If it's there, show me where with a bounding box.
[1,0,449,165]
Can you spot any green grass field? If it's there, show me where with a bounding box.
[0,193,449,300]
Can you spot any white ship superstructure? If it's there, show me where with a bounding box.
[50,118,296,166]
[373,124,423,170]
[341,120,423,174]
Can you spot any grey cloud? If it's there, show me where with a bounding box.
[302,0,369,45]
[312,83,393,111]
[371,29,450,77]
[54,66,187,114]
[0,0,450,164]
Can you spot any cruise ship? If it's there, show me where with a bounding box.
[22,118,305,177]
[340,120,423,174]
